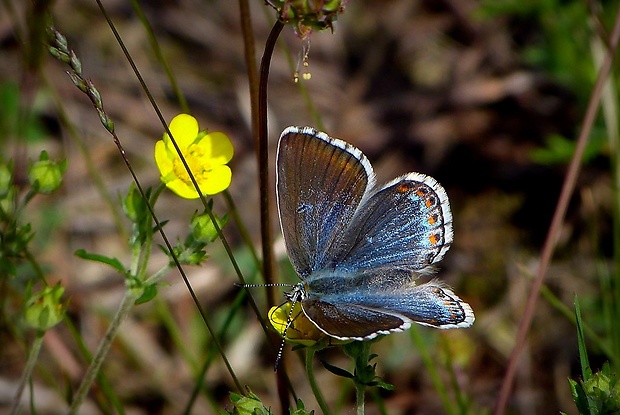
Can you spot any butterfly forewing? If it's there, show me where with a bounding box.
[276,127,374,278]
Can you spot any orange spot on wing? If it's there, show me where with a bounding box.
[429,233,440,245]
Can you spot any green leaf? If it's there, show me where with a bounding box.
[135,284,158,305]
[574,295,591,381]
[74,249,126,274]
[530,133,606,166]
[320,360,353,378]
[568,378,590,415]
[290,398,314,415]
[374,380,394,391]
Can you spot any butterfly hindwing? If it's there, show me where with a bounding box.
[331,173,453,274]
[302,269,474,339]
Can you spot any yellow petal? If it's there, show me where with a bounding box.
[269,305,289,336]
[268,302,325,345]
[154,140,173,176]
[166,114,199,150]
[165,178,200,199]
[198,132,234,164]
[198,165,232,195]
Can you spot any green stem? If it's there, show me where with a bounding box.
[410,328,455,415]
[353,341,372,415]
[10,332,44,415]
[355,379,365,415]
[305,348,331,415]
[68,289,139,414]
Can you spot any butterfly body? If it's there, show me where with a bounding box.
[277,126,474,341]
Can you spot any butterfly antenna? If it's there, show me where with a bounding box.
[235,282,295,288]
[273,298,301,372]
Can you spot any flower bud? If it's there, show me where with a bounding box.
[25,283,67,332]
[28,152,65,194]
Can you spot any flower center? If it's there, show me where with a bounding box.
[172,143,212,184]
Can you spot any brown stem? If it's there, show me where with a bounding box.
[258,19,289,413]
[258,20,284,307]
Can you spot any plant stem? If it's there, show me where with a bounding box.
[353,342,372,415]
[355,379,365,415]
[258,19,284,304]
[257,19,291,415]
[305,348,331,415]
[68,289,139,414]
[410,328,455,415]
[10,332,44,415]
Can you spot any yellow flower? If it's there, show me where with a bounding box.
[269,302,327,346]
[155,114,233,199]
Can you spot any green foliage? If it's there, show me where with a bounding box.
[28,151,67,194]
[192,209,229,244]
[24,282,67,332]
[0,153,64,280]
[121,185,153,247]
[480,1,619,167]
[0,82,47,144]
[224,390,314,415]
[74,249,128,275]
[566,297,620,414]
[225,389,272,415]
[530,133,607,165]
[169,206,228,265]
[478,0,609,99]
[319,341,394,400]
[568,363,620,415]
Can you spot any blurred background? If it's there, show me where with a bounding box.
[1,0,619,413]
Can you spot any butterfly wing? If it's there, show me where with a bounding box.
[302,270,474,340]
[276,126,375,278]
[277,127,474,339]
[331,173,453,274]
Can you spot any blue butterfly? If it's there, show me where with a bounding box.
[276,126,474,341]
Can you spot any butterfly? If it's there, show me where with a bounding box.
[275,126,474,341]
